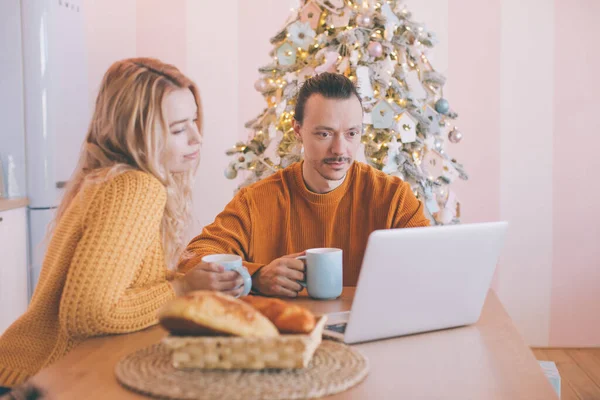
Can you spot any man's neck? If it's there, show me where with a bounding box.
[302,162,346,194]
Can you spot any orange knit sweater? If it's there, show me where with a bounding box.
[0,171,176,387]
[181,161,430,286]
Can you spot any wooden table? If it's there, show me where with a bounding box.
[29,288,558,399]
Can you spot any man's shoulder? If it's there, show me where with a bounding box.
[237,167,291,204]
[352,162,406,191]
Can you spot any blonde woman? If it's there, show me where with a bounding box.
[0,58,243,391]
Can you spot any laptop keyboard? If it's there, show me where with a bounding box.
[326,323,347,334]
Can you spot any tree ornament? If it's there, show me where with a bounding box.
[448,128,463,143]
[254,78,269,93]
[435,208,454,224]
[356,13,372,27]
[287,21,316,50]
[367,41,383,58]
[224,166,238,179]
[435,98,450,114]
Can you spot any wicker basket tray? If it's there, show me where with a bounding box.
[161,316,327,370]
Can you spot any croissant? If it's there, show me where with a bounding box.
[242,296,316,334]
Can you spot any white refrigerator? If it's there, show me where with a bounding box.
[20,0,89,297]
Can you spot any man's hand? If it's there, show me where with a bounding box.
[252,252,306,297]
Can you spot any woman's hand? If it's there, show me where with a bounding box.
[171,262,244,297]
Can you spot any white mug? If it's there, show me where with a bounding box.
[297,248,343,300]
[201,254,252,297]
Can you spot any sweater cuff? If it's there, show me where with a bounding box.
[247,263,266,295]
[244,261,265,276]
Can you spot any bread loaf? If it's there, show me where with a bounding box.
[241,296,316,334]
[158,291,279,337]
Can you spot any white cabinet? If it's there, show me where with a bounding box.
[0,207,29,335]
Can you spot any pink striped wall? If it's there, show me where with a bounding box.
[447,0,502,291]
[237,1,291,142]
[84,0,137,107]
[498,0,555,346]
[550,0,600,347]
[447,0,502,226]
[136,0,187,71]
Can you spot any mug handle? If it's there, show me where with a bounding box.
[296,255,307,288]
[229,264,252,297]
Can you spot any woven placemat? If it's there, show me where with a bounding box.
[115,340,368,400]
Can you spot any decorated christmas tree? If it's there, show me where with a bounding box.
[225,0,468,224]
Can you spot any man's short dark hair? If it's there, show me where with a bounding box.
[294,72,362,124]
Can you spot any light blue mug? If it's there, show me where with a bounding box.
[296,248,343,300]
[201,254,252,297]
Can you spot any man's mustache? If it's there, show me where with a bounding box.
[323,157,352,163]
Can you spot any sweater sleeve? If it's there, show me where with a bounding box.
[392,181,431,228]
[59,172,175,338]
[179,189,264,275]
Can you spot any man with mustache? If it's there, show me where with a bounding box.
[179,73,430,297]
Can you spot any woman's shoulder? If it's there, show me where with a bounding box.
[110,169,164,189]
[96,169,164,193]
[82,169,167,210]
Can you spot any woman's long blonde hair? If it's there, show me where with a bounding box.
[52,57,202,269]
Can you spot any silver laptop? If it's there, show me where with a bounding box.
[323,222,508,344]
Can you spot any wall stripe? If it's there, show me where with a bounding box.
[136,0,187,70]
[499,0,555,346]
[550,0,600,347]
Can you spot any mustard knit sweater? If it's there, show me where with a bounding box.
[0,170,176,387]
[181,161,430,286]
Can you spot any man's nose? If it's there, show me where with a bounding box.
[330,134,344,155]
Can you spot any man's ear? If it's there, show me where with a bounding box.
[293,120,302,143]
